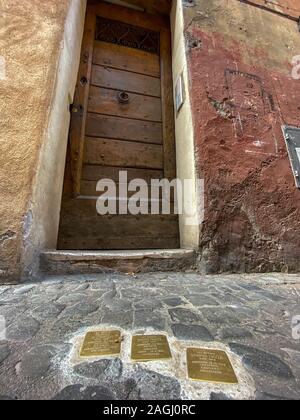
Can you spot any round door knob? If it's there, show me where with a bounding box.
[118,91,130,104]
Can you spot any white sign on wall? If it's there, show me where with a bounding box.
[283,126,300,189]
[175,72,185,114]
[296,148,300,164]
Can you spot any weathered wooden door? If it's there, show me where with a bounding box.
[58,2,179,250]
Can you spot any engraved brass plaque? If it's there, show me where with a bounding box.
[131,335,172,362]
[187,348,238,384]
[80,330,121,358]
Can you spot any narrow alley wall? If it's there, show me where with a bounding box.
[0,1,72,282]
[183,0,300,272]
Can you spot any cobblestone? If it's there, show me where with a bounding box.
[171,324,214,342]
[6,316,40,341]
[168,308,203,324]
[0,272,299,400]
[53,385,115,400]
[74,359,123,381]
[0,345,10,364]
[229,343,294,379]
[17,345,54,379]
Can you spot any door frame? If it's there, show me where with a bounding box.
[25,0,200,279]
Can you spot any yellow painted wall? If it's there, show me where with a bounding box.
[0,0,85,283]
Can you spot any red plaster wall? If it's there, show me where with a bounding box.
[249,0,300,18]
[184,0,300,272]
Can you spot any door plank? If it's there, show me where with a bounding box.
[80,182,176,200]
[91,65,161,97]
[85,114,163,144]
[59,199,179,235]
[61,215,179,237]
[59,199,179,250]
[93,41,160,77]
[92,1,169,31]
[88,86,162,122]
[89,0,172,17]
[84,137,163,169]
[59,235,180,251]
[69,5,96,196]
[82,165,163,183]
[160,29,177,180]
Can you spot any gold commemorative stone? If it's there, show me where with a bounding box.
[187,348,238,384]
[131,335,172,362]
[80,330,121,358]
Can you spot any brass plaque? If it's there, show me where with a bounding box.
[187,348,238,384]
[131,335,172,362]
[80,330,121,358]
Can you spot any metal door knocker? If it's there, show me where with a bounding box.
[118,91,130,104]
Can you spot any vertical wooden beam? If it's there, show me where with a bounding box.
[160,28,177,180]
[70,4,96,197]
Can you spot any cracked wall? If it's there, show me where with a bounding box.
[183,0,300,272]
[0,0,77,283]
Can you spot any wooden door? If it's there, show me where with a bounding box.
[58,1,179,250]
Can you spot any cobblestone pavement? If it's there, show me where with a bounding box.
[0,272,300,400]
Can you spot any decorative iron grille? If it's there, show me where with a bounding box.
[96,16,160,55]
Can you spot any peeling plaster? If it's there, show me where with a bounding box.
[0,230,16,245]
[185,0,300,273]
[23,210,33,242]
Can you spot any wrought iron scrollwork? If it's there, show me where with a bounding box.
[96,16,160,55]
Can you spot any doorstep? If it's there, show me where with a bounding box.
[40,249,197,276]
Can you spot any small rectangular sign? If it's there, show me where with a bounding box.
[187,348,238,384]
[80,330,121,358]
[283,126,300,188]
[131,335,172,362]
[295,147,300,163]
[175,73,185,113]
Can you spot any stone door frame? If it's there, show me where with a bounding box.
[23,0,200,279]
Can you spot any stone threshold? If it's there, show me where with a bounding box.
[40,249,197,275]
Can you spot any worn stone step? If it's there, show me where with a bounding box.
[40,249,197,275]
